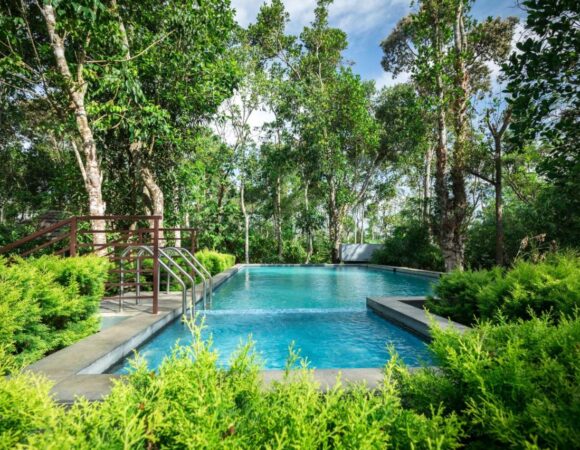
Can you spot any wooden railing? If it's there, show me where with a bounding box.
[0,215,197,314]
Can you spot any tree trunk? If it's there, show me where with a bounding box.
[494,135,504,266]
[423,144,434,222]
[433,68,456,271]
[360,203,365,244]
[274,176,283,261]
[42,4,106,252]
[304,183,313,263]
[328,181,343,263]
[240,182,250,264]
[448,0,469,271]
[141,165,165,240]
[329,217,343,264]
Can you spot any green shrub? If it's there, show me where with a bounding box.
[371,220,444,271]
[3,325,463,449]
[3,318,579,449]
[0,256,109,369]
[426,268,502,326]
[195,249,236,275]
[282,240,307,263]
[0,370,62,449]
[478,252,580,321]
[427,253,580,325]
[395,315,580,449]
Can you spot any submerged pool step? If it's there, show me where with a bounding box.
[201,307,367,315]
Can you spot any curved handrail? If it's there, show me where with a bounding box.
[135,247,196,312]
[120,245,193,316]
[171,248,213,305]
[164,247,209,309]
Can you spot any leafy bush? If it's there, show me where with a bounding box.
[0,256,109,369]
[282,240,307,263]
[3,318,579,448]
[427,253,579,325]
[426,268,502,325]
[371,220,444,271]
[195,249,236,275]
[395,315,580,449]
[2,325,463,449]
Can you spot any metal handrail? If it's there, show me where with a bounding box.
[164,247,210,309]
[120,245,193,316]
[136,247,196,313]
[179,248,213,305]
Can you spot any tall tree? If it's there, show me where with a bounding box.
[505,0,580,245]
[0,1,125,248]
[381,1,517,270]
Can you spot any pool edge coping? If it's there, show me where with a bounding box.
[24,263,453,404]
[366,296,470,340]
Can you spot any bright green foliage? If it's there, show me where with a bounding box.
[427,268,502,325]
[4,317,579,449]
[427,253,580,325]
[372,220,444,271]
[396,315,580,449]
[2,324,463,449]
[0,370,62,449]
[0,256,109,369]
[194,250,236,276]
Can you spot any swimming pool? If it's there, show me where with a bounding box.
[112,266,435,373]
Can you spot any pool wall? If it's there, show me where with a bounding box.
[25,263,464,404]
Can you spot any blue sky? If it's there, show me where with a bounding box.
[231,0,526,88]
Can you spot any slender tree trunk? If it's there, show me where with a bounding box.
[275,176,283,261]
[328,180,343,263]
[423,144,434,222]
[304,183,313,263]
[141,166,164,230]
[42,4,106,252]
[353,207,358,244]
[360,203,365,244]
[240,182,250,264]
[494,134,504,266]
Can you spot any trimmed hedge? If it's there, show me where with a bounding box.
[0,256,109,368]
[194,249,236,275]
[427,253,580,325]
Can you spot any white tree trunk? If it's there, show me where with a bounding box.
[42,4,107,253]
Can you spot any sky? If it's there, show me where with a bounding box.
[230,0,527,89]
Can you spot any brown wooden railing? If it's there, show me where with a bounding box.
[0,215,197,314]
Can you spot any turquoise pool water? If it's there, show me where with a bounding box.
[113,266,435,373]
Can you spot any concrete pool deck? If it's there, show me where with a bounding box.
[25,263,465,404]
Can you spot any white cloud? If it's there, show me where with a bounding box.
[231,0,409,36]
[374,71,411,89]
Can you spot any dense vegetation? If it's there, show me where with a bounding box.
[1,0,577,269]
[426,252,580,325]
[0,256,109,367]
[0,316,577,449]
[194,250,236,276]
[0,1,577,448]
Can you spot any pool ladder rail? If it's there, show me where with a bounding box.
[119,245,212,317]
